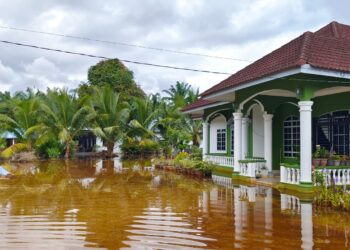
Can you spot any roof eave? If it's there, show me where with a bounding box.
[182,101,229,114]
[202,67,303,101]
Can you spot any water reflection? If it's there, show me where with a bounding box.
[0,160,349,249]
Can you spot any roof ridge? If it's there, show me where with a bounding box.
[298,31,313,65]
[331,21,340,38]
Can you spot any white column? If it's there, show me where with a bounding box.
[299,101,313,184]
[264,188,273,239]
[263,114,273,172]
[241,117,249,159]
[233,112,243,172]
[202,122,209,156]
[234,187,242,247]
[301,202,314,249]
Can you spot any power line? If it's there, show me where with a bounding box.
[0,25,252,62]
[0,39,232,75]
[1,39,350,84]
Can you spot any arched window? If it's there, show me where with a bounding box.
[283,116,300,157]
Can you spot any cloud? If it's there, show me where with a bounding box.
[0,0,347,95]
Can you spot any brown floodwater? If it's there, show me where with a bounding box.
[0,158,349,249]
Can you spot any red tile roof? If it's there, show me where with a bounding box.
[201,21,350,97]
[182,98,218,112]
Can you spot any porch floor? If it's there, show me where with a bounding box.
[239,170,280,188]
[255,176,280,187]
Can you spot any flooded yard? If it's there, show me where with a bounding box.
[0,158,349,249]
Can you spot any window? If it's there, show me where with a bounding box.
[217,129,226,151]
[283,116,300,157]
[314,111,350,155]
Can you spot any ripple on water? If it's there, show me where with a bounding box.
[0,206,97,249]
[122,207,215,249]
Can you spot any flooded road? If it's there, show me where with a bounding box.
[0,158,349,249]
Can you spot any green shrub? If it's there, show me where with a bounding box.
[35,139,64,158]
[174,152,189,163]
[190,146,202,160]
[47,147,61,158]
[122,138,160,156]
[315,170,325,186]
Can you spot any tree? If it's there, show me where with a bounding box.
[79,59,145,101]
[162,81,199,108]
[186,119,201,147]
[0,91,40,149]
[90,86,130,157]
[127,97,159,139]
[40,89,93,158]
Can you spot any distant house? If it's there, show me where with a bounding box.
[183,21,350,191]
[1,131,17,147]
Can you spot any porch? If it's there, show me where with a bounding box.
[200,87,350,189]
[182,21,350,192]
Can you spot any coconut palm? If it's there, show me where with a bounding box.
[162,82,199,108]
[0,95,41,149]
[127,97,159,139]
[40,89,93,158]
[90,86,130,157]
[186,119,202,147]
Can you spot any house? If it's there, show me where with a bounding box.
[1,131,18,147]
[183,21,350,191]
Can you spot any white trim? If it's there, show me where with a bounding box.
[238,89,295,111]
[182,101,229,114]
[205,108,230,122]
[301,64,350,79]
[202,64,350,101]
[203,67,302,100]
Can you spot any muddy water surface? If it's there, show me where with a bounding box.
[0,158,349,249]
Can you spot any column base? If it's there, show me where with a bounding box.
[278,182,320,194]
[232,171,240,176]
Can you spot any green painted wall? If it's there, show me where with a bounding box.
[201,74,350,161]
[313,92,350,117]
[272,103,299,169]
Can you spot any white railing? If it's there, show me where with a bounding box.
[204,155,234,168]
[317,168,350,186]
[280,166,300,184]
[239,159,266,178]
[212,175,233,188]
[280,193,300,212]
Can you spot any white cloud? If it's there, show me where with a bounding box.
[0,0,347,95]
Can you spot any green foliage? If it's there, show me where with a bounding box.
[313,145,328,159]
[317,186,350,210]
[190,146,203,160]
[47,147,61,159]
[0,138,6,149]
[177,159,216,175]
[0,143,28,159]
[315,170,325,186]
[121,138,160,156]
[40,89,94,158]
[90,86,130,157]
[35,139,64,158]
[162,81,199,108]
[83,59,145,101]
[174,152,189,163]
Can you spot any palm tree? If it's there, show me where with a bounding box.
[0,94,40,149]
[186,119,201,147]
[40,89,93,158]
[127,97,159,139]
[90,86,130,157]
[162,81,196,108]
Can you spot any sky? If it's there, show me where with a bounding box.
[0,0,349,95]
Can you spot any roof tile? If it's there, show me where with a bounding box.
[201,21,350,97]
